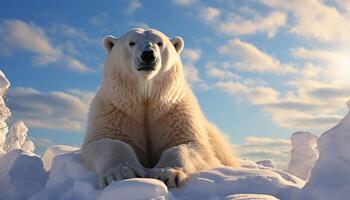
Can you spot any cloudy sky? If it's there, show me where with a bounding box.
[1,0,350,169]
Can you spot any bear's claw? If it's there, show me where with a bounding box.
[98,165,144,188]
[149,167,188,188]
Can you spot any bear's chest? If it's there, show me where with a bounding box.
[109,95,195,167]
[124,102,174,167]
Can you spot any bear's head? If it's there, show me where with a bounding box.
[102,28,184,81]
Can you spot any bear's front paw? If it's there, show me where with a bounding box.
[149,167,188,188]
[98,165,145,188]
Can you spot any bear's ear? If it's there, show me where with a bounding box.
[171,37,184,54]
[103,35,118,53]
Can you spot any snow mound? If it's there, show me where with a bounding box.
[42,145,79,171]
[31,152,304,200]
[100,179,168,200]
[296,102,350,200]
[287,131,318,180]
[31,151,100,200]
[0,149,47,200]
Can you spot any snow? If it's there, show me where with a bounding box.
[0,149,47,200]
[0,70,10,93]
[99,179,168,200]
[0,121,8,156]
[0,70,11,156]
[0,120,35,154]
[287,131,318,180]
[0,72,34,156]
[21,140,35,152]
[29,152,305,200]
[296,103,350,200]
[256,160,276,169]
[4,121,29,152]
[42,145,79,171]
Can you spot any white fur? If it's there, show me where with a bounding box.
[81,28,239,188]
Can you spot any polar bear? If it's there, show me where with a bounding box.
[81,28,239,188]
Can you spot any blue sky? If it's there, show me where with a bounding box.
[1,0,350,168]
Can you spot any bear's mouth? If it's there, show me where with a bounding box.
[137,65,156,71]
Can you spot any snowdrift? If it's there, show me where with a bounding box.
[0,150,47,200]
[10,148,303,200]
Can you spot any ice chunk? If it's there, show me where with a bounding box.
[4,121,29,152]
[21,140,35,153]
[287,131,318,180]
[0,121,8,155]
[0,70,10,95]
[0,149,47,200]
[296,101,350,200]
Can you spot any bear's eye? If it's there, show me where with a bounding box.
[157,42,163,47]
[129,42,136,46]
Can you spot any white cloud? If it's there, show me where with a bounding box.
[218,11,287,37]
[199,6,221,22]
[174,2,288,37]
[56,24,98,44]
[206,67,241,80]
[89,12,110,27]
[129,21,150,29]
[213,70,349,130]
[290,47,350,83]
[218,39,297,74]
[215,81,279,105]
[260,0,350,43]
[172,0,197,7]
[236,136,291,169]
[7,87,95,132]
[183,63,200,85]
[182,48,201,62]
[182,49,202,86]
[290,48,346,62]
[334,0,350,15]
[66,89,96,103]
[0,20,62,63]
[90,17,103,27]
[0,19,94,73]
[65,57,94,73]
[126,0,142,14]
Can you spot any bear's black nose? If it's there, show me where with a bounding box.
[140,51,156,63]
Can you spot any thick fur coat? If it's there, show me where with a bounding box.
[81,28,239,188]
